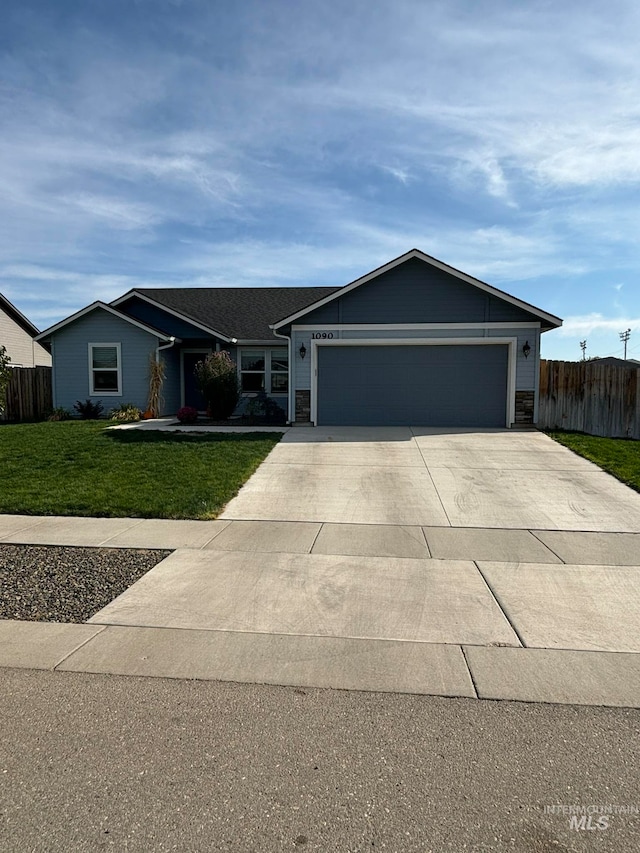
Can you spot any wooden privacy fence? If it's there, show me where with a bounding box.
[2,366,53,421]
[539,359,640,439]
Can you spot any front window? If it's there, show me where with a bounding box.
[270,348,288,393]
[239,348,288,395]
[89,343,121,395]
[241,351,265,392]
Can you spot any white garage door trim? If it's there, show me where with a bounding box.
[310,337,518,427]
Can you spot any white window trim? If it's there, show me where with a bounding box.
[88,342,122,397]
[309,337,518,427]
[238,347,289,396]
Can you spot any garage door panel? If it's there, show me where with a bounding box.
[317,345,508,427]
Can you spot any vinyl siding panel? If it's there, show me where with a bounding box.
[120,296,219,340]
[51,309,161,414]
[299,258,542,326]
[0,310,51,367]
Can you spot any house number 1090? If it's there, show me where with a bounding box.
[311,332,334,339]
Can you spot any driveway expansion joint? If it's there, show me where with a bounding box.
[4,426,640,706]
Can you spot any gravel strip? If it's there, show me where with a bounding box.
[0,544,171,623]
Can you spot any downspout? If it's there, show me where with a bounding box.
[156,336,176,361]
[153,337,176,417]
[272,327,292,424]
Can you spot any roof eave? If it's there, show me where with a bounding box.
[34,302,180,343]
[112,290,233,342]
[271,249,563,330]
[0,293,40,338]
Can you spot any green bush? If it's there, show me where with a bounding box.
[194,351,240,420]
[246,391,287,425]
[74,399,104,419]
[47,407,72,422]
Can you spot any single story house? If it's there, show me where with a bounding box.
[1,292,52,367]
[35,249,562,427]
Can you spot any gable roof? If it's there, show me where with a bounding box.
[113,286,341,341]
[271,249,563,331]
[0,292,41,338]
[35,301,179,343]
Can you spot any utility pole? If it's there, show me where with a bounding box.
[580,340,587,360]
[620,329,631,360]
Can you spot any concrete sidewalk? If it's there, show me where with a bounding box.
[2,513,640,708]
[2,424,640,707]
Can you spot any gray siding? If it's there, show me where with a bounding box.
[317,345,509,427]
[299,258,542,326]
[120,296,220,340]
[51,310,161,414]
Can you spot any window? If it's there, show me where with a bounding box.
[89,343,121,395]
[240,351,265,392]
[270,347,288,394]
[239,348,288,395]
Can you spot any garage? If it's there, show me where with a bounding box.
[316,343,510,427]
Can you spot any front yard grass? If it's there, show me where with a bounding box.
[548,430,640,493]
[0,421,281,519]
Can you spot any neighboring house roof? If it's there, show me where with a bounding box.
[271,249,564,331]
[591,357,640,369]
[112,287,342,341]
[35,301,180,343]
[0,292,41,338]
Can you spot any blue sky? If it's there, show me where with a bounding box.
[1,0,640,361]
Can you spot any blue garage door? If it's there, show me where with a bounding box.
[317,344,509,426]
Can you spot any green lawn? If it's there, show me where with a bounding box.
[0,421,282,519]
[548,430,640,493]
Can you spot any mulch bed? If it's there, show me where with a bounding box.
[0,544,171,623]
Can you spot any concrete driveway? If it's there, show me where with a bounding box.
[220,426,640,531]
[6,426,640,706]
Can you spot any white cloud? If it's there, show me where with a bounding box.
[559,313,640,336]
[379,166,412,185]
[1,0,640,332]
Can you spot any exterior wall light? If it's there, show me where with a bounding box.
[299,343,307,359]
[522,341,531,359]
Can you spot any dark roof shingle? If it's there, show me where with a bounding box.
[128,287,341,340]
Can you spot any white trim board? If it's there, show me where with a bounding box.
[36,301,179,344]
[309,337,518,428]
[112,291,232,342]
[292,322,541,331]
[273,249,563,330]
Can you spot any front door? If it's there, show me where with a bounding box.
[182,351,210,410]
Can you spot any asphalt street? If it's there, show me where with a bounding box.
[1,669,638,853]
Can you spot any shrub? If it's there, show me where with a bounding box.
[109,403,142,422]
[73,399,104,419]
[176,406,199,424]
[47,407,72,422]
[246,391,287,425]
[194,351,240,420]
